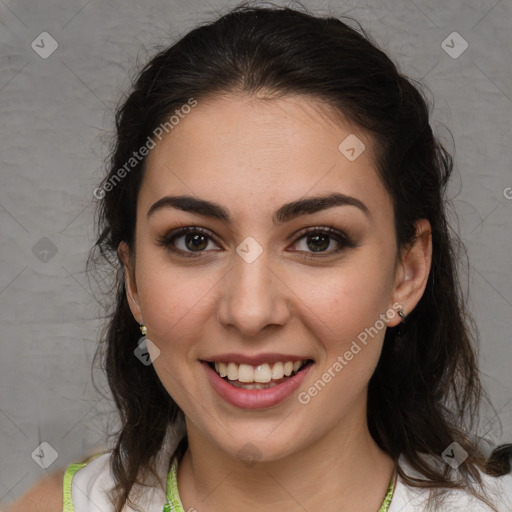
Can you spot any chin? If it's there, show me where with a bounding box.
[207,420,312,465]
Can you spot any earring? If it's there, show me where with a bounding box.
[135,323,154,366]
[395,309,407,336]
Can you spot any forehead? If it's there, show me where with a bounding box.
[141,93,391,221]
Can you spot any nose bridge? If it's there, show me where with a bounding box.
[217,239,289,335]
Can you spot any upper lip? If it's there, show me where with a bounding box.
[202,353,313,366]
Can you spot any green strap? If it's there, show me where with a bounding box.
[378,469,396,512]
[163,459,184,512]
[62,452,106,512]
[163,461,397,512]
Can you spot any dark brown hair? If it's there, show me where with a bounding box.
[89,3,511,511]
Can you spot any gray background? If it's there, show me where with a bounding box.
[0,0,511,505]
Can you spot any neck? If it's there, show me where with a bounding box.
[176,406,395,512]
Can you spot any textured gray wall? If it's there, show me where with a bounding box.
[1,0,511,505]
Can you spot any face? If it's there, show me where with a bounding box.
[121,93,428,463]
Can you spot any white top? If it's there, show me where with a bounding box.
[70,452,167,511]
[66,439,512,512]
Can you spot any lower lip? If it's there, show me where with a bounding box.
[202,361,313,410]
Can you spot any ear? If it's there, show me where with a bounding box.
[118,241,143,324]
[388,219,432,327]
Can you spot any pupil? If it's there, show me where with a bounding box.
[186,233,207,251]
[308,234,329,252]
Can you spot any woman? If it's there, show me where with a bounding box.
[7,4,512,512]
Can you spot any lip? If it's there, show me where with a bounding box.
[203,353,310,366]
[202,360,313,410]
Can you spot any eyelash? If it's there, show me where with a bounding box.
[156,226,356,260]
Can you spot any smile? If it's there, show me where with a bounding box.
[202,358,314,409]
[209,360,309,387]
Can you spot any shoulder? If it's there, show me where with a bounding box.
[58,429,178,511]
[3,468,65,512]
[477,469,512,509]
[62,451,114,511]
[389,454,512,512]
[62,449,170,512]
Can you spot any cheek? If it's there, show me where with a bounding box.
[134,260,216,408]
[134,250,219,353]
[294,265,394,417]
[291,254,395,346]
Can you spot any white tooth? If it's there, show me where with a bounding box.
[218,362,227,377]
[283,361,293,376]
[227,362,238,381]
[215,362,219,373]
[293,361,302,372]
[238,364,254,383]
[271,362,285,380]
[254,363,272,383]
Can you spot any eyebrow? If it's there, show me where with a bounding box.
[146,192,370,224]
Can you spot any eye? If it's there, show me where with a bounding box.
[289,226,355,258]
[157,225,355,259]
[157,227,220,257]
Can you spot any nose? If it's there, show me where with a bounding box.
[216,247,291,337]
